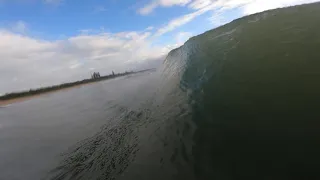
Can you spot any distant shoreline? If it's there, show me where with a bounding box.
[0,82,95,106]
[0,69,155,106]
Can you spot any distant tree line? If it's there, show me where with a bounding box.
[0,69,156,101]
[91,72,101,79]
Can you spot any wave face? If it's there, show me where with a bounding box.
[160,2,320,179]
[49,2,320,180]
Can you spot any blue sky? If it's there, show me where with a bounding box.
[0,0,318,94]
[0,0,198,41]
[0,0,226,45]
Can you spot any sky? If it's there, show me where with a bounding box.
[0,0,318,94]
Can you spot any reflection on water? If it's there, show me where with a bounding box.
[1,2,320,180]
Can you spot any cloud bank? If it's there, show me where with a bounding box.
[0,29,169,94]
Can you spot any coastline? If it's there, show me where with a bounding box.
[0,69,155,107]
[0,81,96,106]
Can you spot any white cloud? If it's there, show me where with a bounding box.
[160,0,192,6]
[188,0,212,10]
[155,13,196,36]
[155,2,216,36]
[139,0,192,15]
[0,30,169,94]
[139,2,159,15]
[208,8,230,27]
[175,31,192,45]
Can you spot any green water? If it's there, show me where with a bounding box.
[164,2,320,179]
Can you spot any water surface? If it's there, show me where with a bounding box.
[1,3,320,180]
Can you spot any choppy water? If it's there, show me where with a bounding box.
[1,2,320,180]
